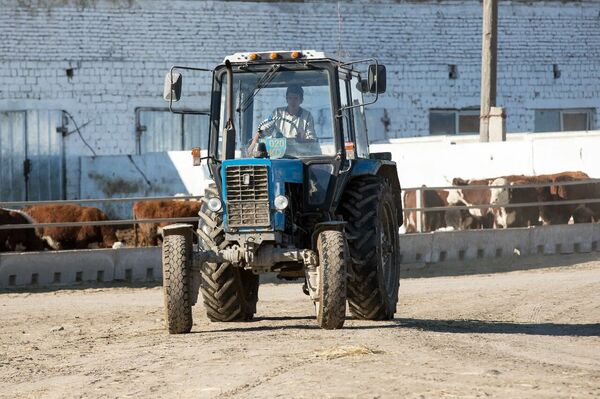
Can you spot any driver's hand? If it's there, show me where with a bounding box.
[247,130,262,154]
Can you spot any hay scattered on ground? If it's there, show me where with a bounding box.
[314,345,384,360]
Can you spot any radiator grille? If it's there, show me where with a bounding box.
[225,165,270,227]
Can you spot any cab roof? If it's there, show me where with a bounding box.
[223,50,332,64]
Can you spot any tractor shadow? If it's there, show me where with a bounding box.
[196,317,600,337]
[401,252,600,279]
[347,318,600,337]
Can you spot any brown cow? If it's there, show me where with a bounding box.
[403,188,449,233]
[0,208,45,252]
[547,172,599,223]
[132,200,201,246]
[22,204,119,250]
[536,171,593,225]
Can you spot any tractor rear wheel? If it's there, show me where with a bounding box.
[162,233,193,334]
[197,184,259,322]
[340,176,401,320]
[316,230,347,329]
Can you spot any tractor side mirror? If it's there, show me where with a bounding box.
[163,71,182,102]
[368,64,386,94]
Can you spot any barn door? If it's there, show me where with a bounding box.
[0,110,65,201]
[25,110,65,201]
[0,111,27,201]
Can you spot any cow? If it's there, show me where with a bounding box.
[545,171,599,223]
[454,171,596,228]
[403,187,448,233]
[0,208,45,252]
[536,171,593,225]
[132,200,201,246]
[22,204,119,250]
[448,177,495,229]
[489,176,541,228]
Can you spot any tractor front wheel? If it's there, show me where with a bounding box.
[197,184,259,322]
[315,230,348,330]
[162,234,193,334]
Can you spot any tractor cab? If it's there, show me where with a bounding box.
[161,50,402,332]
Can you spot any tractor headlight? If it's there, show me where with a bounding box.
[274,195,289,211]
[207,197,223,212]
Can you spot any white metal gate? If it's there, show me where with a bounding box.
[0,110,65,201]
[136,108,209,154]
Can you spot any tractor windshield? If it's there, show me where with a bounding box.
[217,68,335,159]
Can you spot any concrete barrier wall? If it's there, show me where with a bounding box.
[400,223,600,265]
[0,247,161,289]
[1,224,599,290]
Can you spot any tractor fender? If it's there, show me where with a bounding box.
[349,159,403,226]
[161,223,194,238]
[311,221,347,251]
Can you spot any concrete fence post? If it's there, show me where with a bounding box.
[416,187,423,233]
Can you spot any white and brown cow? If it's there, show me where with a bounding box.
[132,200,201,246]
[0,208,45,252]
[448,177,496,229]
[454,171,596,228]
[489,176,541,228]
[22,204,120,250]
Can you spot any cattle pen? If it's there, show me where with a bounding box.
[1,175,600,289]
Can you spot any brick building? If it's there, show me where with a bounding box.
[0,0,598,200]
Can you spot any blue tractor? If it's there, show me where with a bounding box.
[161,50,403,332]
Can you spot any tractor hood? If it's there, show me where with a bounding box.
[220,158,303,232]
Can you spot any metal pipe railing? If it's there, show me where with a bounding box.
[0,217,199,231]
[0,195,203,207]
[0,195,203,231]
[402,177,600,192]
[403,178,600,214]
[403,197,600,213]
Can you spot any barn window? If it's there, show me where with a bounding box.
[429,109,480,135]
[534,109,594,133]
[135,108,210,154]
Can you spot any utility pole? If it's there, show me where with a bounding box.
[480,0,498,142]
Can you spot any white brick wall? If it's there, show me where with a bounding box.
[0,0,599,197]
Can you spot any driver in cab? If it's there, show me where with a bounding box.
[248,84,316,153]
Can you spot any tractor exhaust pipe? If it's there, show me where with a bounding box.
[223,60,236,160]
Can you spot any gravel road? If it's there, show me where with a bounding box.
[1,258,599,398]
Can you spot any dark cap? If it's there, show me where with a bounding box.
[286,84,304,98]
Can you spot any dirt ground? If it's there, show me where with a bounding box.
[1,258,599,399]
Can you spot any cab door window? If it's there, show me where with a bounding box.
[338,76,353,145]
[350,75,369,159]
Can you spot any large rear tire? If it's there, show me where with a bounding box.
[197,184,259,322]
[162,234,193,334]
[340,176,401,320]
[316,230,347,330]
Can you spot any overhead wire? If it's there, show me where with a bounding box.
[63,110,97,156]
